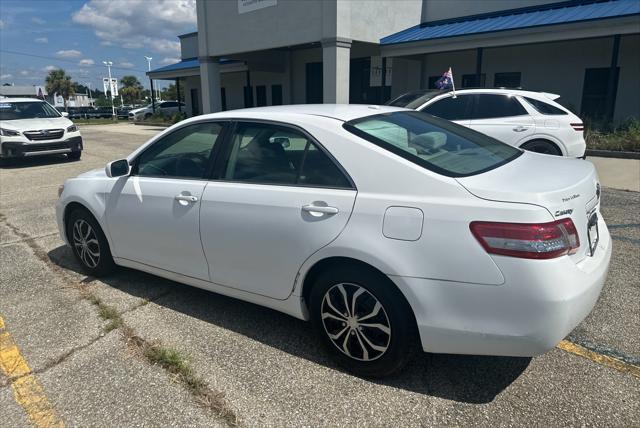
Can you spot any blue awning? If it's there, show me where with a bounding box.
[149,58,199,74]
[381,0,640,45]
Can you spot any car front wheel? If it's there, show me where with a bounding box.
[66,208,115,276]
[309,266,416,377]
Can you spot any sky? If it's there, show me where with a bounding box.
[0,0,197,92]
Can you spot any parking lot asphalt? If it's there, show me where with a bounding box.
[1,123,638,427]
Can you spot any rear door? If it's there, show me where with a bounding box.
[200,121,356,299]
[420,94,473,127]
[467,94,535,145]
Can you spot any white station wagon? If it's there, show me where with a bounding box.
[56,105,611,377]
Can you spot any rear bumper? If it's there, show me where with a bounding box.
[1,136,83,158]
[391,220,611,357]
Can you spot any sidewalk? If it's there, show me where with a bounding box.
[587,157,640,192]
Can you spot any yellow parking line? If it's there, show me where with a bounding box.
[0,316,64,428]
[557,340,640,379]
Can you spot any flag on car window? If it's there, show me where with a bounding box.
[435,68,454,90]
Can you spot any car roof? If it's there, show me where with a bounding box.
[0,97,47,103]
[197,104,408,122]
[417,88,560,100]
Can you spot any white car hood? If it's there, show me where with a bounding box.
[0,117,72,131]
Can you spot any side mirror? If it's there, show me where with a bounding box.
[61,112,69,117]
[105,159,130,178]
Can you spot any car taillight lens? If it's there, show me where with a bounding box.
[470,219,580,259]
[570,122,584,131]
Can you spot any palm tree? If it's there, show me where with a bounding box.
[45,69,75,109]
[120,75,143,104]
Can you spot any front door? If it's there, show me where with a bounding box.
[105,121,225,280]
[200,121,356,299]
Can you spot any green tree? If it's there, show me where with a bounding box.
[161,83,183,102]
[119,75,143,104]
[45,69,75,109]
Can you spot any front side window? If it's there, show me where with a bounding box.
[472,94,528,119]
[135,122,223,179]
[223,122,351,188]
[0,101,60,120]
[344,111,521,177]
[421,95,473,121]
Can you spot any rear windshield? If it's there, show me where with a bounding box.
[344,111,522,177]
[0,101,61,120]
[386,90,442,109]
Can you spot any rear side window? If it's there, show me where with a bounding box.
[344,111,521,177]
[523,97,568,115]
[472,94,528,119]
[421,95,473,121]
[223,122,352,188]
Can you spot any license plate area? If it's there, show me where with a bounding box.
[587,212,599,256]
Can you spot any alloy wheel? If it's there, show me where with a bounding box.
[72,219,100,268]
[321,283,391,361]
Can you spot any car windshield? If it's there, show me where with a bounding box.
[386,90,443,109]
[344,111,522,177]
[0,101,61,120]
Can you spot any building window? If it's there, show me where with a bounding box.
[581,67,619,120]
[462,73,485,88]
[271,85,283,105]
[305,62,323,103]
[256,85,267,107]
[221,87,227,111]
[243,86,254,108]
[494,72,521,88]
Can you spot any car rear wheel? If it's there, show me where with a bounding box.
[309,266,416,378]
[66,208,115,276]
[521,139,562,156]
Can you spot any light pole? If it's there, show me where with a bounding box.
[85,82,93,107]
[144,56,156,113]
[102,61,115,119]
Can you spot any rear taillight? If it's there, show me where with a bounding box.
[570,122,584,131]
[470,219,580,259]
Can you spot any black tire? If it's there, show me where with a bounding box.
[521,139,562,156]
[144,113,152,119]
[66,208,115,276]
[67,151,81,161]
[309,266,417,378]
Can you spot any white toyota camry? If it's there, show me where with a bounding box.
[56,105,611,377]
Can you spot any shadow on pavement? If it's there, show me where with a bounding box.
[1,154,78,169]
[49,244,530,404]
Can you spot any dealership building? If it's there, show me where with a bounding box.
[148,0,640,123]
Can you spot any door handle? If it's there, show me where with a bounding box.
[175,194,198,203]
[302,204,339,215]
[513,126,528,132]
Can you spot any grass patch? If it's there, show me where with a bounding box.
[122,327,238,426]
[585,118,640,152]
[86,294,123,333]
[72,118,121,125]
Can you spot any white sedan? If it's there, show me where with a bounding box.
[56,105,611,377]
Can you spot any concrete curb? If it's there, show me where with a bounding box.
[586,150,640,160]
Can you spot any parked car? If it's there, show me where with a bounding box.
[56,105,610,377]
[86,107,114,119]
[0,98,82,162]
[387,88,586,157]
[68,107,96,120]
[116,107,131,120]
[128,101,185,121]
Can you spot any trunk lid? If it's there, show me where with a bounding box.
[457,152,600,262]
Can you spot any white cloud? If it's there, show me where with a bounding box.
[160,57,180,65]
[43,65,57,72]
[79,59,95,67]
[72,0,195,56]
[0,20,5,29]
[0,74,12,79]
[31,17,45,25]
[56,49,82,58]
[35,37,48,44]
[118,61,135,68]
[19,70,30,76]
